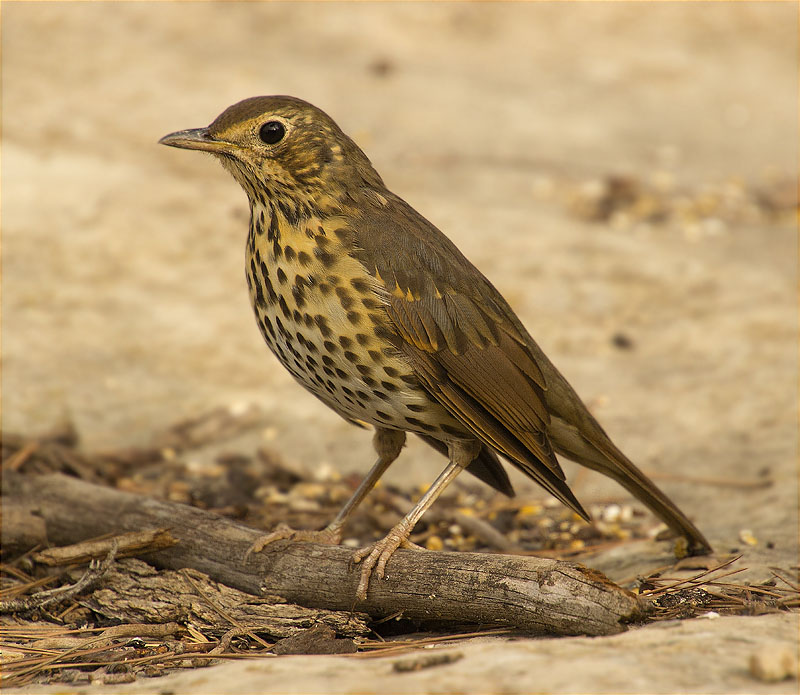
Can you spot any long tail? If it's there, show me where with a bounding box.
[549,415,712,554]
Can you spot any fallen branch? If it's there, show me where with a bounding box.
[4,472,643,636]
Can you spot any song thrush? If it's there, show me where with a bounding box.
[160,96,711,599]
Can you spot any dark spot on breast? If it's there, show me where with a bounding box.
[314,247,335,267]
[313,315,332,337]
[292,310,302,323]
[399,374,417,385]
[350,277,370,293]
[335,287,354,309]
[268,213,280,241]
[318,282,332,295]
[323,340,338,353]
[298,252,312,267]
[440,423,467,436]
[346,311,362,326]
[338,336,352,349]
[272,241,282,259]
[305,227,315,239]
[284,245,296,261]
[373,390,390,401]
[355,390,371,401]
[305,355,318,368]
[406,403,425,412]
[333,227,351,242]
[381,381,399,392]
[303,313,314,328]
[343,350,359,363]
[251,261,266,308]
[383,366,399,377]
[405,417,437,433]
[276,267,287,284]
[335,368,348,379]
[362,376,377,387]
[341,386,354,397]
[260,263,277,303]
[368,350,383,363]
[261,315,276,339]
[356,364,372,376]
[257,316,272,342]
[374,410,392,421]
[322,355,335,367]
[323,366,336,377]
[278,297,291,319]
[292,286,305,309]
[362,297,382,310]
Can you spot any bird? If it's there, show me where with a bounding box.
[160,96,712,600]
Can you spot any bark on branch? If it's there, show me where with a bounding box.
[3,472,643,636]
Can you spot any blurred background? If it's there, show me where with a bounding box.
[2,3,796,549]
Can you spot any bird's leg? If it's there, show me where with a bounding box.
[247,428,406,556]
[351,438,481,601]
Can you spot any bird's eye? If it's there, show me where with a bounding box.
[259,121,285,145]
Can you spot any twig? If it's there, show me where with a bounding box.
[32,529,176,566]
[0,540,118,615]
[180,569,271,650]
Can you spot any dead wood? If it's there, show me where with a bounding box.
[4,471,644,636]
[78,558,369,639]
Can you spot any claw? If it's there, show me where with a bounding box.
[352,527,424,600]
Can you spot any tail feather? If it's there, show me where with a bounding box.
[549,415,712,554]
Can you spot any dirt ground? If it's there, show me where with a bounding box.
[2,2,798,693]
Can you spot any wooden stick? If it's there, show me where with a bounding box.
[4,472,643,636]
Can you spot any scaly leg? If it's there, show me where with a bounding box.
[247,428,406,555]
[351,439,481,600]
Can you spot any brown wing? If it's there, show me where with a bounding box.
[351,192,589,520]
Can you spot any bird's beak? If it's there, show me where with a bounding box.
[158,127,238,154]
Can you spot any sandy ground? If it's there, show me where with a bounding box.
[2,2,798,693]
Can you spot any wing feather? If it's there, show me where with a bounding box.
[350,191,589,519]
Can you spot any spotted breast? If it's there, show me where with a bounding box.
[245,201,468,439]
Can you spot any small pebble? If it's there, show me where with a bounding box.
[425,535,443,551]
[749,644,797,682]
[739,529,758,546]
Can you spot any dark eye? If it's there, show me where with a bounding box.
[259,121,285,145]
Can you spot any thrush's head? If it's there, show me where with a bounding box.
[160,96,384,204]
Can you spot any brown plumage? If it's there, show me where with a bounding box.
[160,96,712,599]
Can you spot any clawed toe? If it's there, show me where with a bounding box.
[352,527,423,601]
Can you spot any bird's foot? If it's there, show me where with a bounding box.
[351,524,426,601]
[245,523,342,558]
